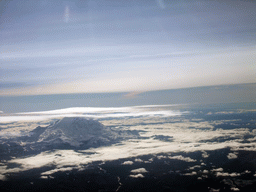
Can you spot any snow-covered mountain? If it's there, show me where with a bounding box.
[38,117,114,147]
[0,117,139,157]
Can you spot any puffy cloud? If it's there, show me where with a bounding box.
[202,151,210,158]
[216,172,240,177]
[242,170,251,174]
[129,174,144,178]
[229,173,241,177]
[0,174,6,181]
[227,153,238,159]
[157,155,167,159]
[211,168,224,172]
[216,172,230,177]
[189,165,201,170]
[122,161,133,165]
[131,168,148,174]
[209,188,220,192]
[135,158,143,162]
[168,155,197,162]
[247,137,256,142]
[184,171,197,176]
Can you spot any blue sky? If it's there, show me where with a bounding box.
[1,0,255,95]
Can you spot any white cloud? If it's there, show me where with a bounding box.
[216,172,230,177]
[135,158,143,163]
[131,168,148,174]
[208,188,220,192]
[122,161,133,165]
[216,172,240,177]
[168,155,197,162]
[229,173,241,177]
[189,165,201,170]
[157,155,166,159]
[129,174,144,178]
[211,168,224,172]
[247,137,256,142]
[41,167,74,176]
[184,171,197,176]
[202,151,209,158]
[227,153,238,159]
[64,5,70,23]
[0,105,182,123]
[1,107,256,178]
[242,170,251,174]
[0,174,6,181]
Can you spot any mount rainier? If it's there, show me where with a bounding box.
[0,117,139,158]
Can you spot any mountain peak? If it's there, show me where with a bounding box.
[38,117,108,146]
[52,117,104,133]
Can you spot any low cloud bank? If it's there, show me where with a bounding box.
[0,105,182,123]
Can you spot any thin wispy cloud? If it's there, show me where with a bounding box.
[64,5,70,23]
[1,0,255,95]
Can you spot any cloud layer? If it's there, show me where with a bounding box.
[0,104,255,181]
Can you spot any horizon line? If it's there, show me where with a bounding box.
[1,82,255,97]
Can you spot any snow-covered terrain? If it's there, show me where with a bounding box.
[38,117,115,147]
[0,117,139,157]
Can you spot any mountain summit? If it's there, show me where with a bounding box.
[0,117,139,158]
[38,117,114,147]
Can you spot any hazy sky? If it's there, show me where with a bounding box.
[1,0,255,95]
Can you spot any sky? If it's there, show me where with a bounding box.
[0,0,255,96]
